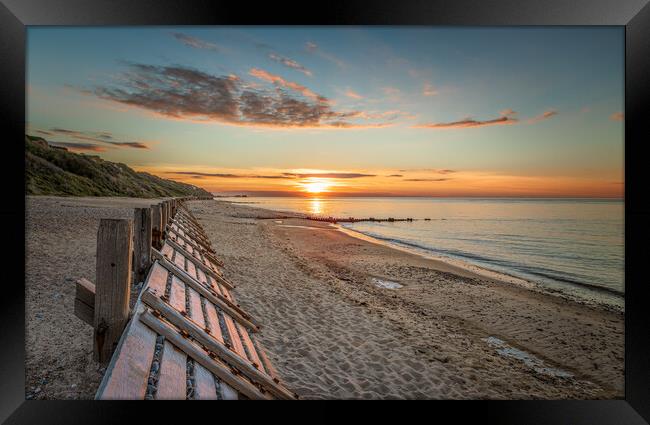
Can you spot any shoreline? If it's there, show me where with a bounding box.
[225,198,624,313]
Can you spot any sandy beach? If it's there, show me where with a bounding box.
[25,197,624,399]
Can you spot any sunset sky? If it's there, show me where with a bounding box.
[26,27,624,197]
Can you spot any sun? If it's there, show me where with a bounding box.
[298,178,333,194]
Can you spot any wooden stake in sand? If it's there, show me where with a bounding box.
[94,218,133,364]
[133,208,152,284]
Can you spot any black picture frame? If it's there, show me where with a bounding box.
[2,0,649,423]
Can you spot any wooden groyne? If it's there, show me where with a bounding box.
[306,216,417,224]
[73,196,296,400]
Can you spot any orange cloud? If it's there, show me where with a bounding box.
[344,89,363,100]
[527,109,558,124]
[414,115,518,129]
[249,68,321,101]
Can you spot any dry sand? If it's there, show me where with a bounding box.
[25,197,624,400]
[25,196,168,400]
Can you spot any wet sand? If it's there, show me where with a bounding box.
[25,197,624,399]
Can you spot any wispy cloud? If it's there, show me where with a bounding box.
[89,63,390,129]
[49,142,108,152]
[283,172,376,179]
[414,114,518,129]
[387,174,403,177]
[344,89,363,100]
[170,171,291,179]
[527,109,558,124]
[249,68,321,100]
[42,127,150,149]
[171,32,220,52]
[305,41,345,68]
[610,112,624,121]
[268,53,312,76]
[403,178,451,182]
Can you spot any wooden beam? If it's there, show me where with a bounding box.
[141,294,294,400]
[133,208,152,285]
[150,251,260,331]
[167,227,223,267]
[94,219,133,364]
[160,202,168,232]
[165,238,231,288]
[139,309,269,400]
[74,277,95,327]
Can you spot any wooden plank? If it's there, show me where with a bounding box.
[186,259,197,281]
[94,219,133,364]
[193,362,219,400]
[173,249,186,271]
[223,314,248,360]
[237,322,263,370]
[98,313,156,399]
[196,267,209,287]
[187,287,205,329]
[156,340,187,400]
[144,261,168,297]
[151,249,260,331]
[74,298,94,327]
[252,337,279,383]
[141,293,294,399]
[139,310,268,400]
[203,302,224,344]
[161,243,173,260]
[168,276,186,313]
[133,207,152,284]
[75,278,95,307]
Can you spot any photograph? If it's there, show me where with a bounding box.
[25,26,625,401]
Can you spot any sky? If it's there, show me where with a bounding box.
[26,27,624,197]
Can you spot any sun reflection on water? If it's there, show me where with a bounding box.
[308,198,323,215]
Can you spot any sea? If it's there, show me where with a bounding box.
[220,197,624,310]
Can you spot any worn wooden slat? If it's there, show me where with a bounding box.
[133,207,152,284]
[203,302,224,344]
[139,310,268,399]
[151,249,260,331]
[186,259,197,281]
[144,261,168,297]
[98,315,156,399]
[193,362,218,400]
[141,293,294,399]
[156,340,187,400]
[237,322,263,371]
[161,243,173,260]
[196,267,209,287]
[168,276,186,313]
[252,337,280,383]
[223,314,248,360]
[187,287,205,329]
[173,250,186,271]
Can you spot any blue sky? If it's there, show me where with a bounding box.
[26,27,624,196]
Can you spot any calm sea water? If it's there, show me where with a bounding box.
[223,197,624,309]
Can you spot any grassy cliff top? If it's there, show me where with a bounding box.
[25,135,213,198]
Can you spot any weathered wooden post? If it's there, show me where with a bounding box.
[161,201,168,231]
[151,203,163,250]
[133,207,152,284]
[94,218,133,364]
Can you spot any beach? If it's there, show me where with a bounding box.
[187,199,624,399]
[25,197,624,399]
